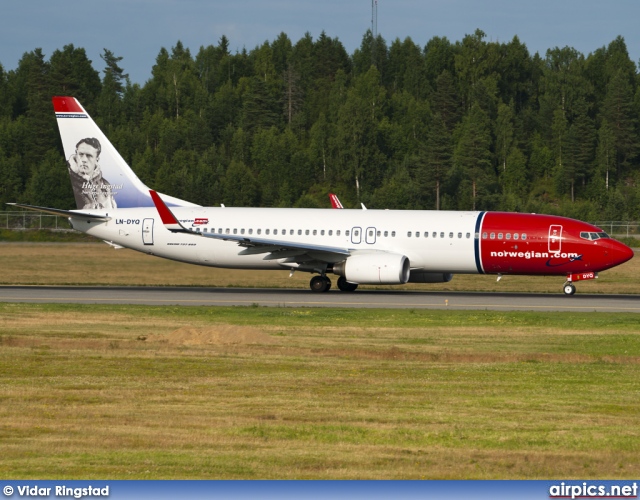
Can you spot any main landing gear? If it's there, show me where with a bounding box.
[337,276,358,292]
[310,275,331,293]
[309,275,359,293]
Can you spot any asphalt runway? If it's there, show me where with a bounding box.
[1,285,640,312]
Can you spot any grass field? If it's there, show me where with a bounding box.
[1,303,639,479]
[1,242,639,479]
[0,242,638,294]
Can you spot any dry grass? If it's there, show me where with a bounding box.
[0,242,638,294]
[1,304,639,479]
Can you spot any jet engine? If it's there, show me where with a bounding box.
[408,271,454,283]
[331,252,410,285]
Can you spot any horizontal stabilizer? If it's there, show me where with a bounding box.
[7,203,111,222]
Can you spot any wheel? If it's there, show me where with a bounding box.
[337,276,358,292]
[310,275,331,293]
[563,283,576,295]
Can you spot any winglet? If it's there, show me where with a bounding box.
[149,190,190,233]
[328,193,343,209]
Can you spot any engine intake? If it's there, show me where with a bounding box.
[331,252,410,285]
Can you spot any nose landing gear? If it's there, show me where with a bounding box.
[563,282,576,295]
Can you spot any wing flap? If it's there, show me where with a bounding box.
[149,189,351,263]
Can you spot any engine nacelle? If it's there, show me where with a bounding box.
[332,252,410,285]
[408,271,454,283]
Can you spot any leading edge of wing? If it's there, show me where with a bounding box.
[149,190,351,259]
[7,203,111,221]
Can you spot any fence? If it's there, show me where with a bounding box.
[591,222,640,238]
[1,211,73,231]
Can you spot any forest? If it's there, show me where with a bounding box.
[1,29,640,221]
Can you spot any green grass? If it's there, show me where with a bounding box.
[0,303,639,479]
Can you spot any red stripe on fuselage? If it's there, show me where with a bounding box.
[479,212,632,275]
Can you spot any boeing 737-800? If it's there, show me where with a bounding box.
[9,97,634,295]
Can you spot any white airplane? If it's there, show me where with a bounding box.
[10,97,634,295]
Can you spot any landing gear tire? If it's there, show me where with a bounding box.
[563,283,576,296]
[310,275,331,293]
[337,276,358,292]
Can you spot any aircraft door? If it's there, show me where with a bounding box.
[548,224,562,253]
[351,226,362,244]
[142,218,154,245]
[365,227,376,244]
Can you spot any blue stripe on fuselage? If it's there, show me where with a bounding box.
[474,212,486,274]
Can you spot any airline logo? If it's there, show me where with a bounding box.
[192,218,209,226]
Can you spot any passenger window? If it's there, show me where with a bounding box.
[482,232,488,239]
[305,230,310,236]
[391,231,396,237]
[346,230,350,236]
[408,231,412,237]
[424,232,428,238]
[233,229,237,234]
[249,229,253,235]
[240,229,245,235]
[490,232,495,239]
[298,229,302,235]
[337,230,341,236]
[466,233,471,239]
[513,233,519,240]
[218,228,222,233]
[273,229,277,235]
[440,232,445,238]
[313,230,317,236]
[416,231,420,238]
[225,228,230,234]
[384,231,388,237]
[265,229,270,235]
[458,232,462,238]
[329,230,333,236]
[376,231,381,237]
[321,230,325,236]
[521,233,527,240]
[506,233,511,240]
[257,229,261,235]
[498,233,503,239]
[203,228,208,233]
[449,232,453,238]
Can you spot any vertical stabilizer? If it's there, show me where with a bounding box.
[53,96,198,209]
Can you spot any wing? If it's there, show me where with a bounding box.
[7,203,111,222]
[149,190,351,263]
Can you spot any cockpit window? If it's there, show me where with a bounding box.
[580,231,611,241]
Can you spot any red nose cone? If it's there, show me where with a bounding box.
[616,241,635,265]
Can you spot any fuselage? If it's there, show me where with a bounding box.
[72,206,634,278]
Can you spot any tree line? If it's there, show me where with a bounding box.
[1,29,640,221]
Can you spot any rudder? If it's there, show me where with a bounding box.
[53,96,198,209]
